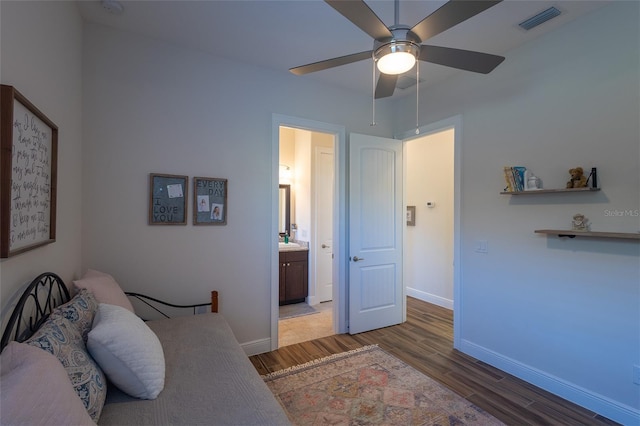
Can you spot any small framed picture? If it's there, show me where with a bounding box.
[193,177,227,225]
[406,206,416,226]
[149,174,188,225]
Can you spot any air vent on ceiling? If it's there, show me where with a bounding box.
[101,0,124,15]
[397,75,425,90]
[518,7,561,31]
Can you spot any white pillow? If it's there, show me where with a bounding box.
[87,303,165,399]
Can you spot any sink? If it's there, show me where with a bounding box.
[279,242,301,248]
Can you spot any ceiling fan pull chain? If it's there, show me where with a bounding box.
[371,57,376,127]
[415,59,420,135]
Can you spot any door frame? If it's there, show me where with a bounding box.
[271,114,347,351]
[397,115,462,349]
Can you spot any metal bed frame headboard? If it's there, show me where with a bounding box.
[124,292,215,320]
[1,272,219,352]
[0,272,70,351]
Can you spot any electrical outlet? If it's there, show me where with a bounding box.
[633,365,640,385]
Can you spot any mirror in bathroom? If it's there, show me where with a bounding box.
[278,184,290,236]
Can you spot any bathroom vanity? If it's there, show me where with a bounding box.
[279,247,308,305]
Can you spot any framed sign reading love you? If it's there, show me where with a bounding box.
[149,173,188,225]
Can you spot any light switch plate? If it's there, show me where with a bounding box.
[475,240,488,253]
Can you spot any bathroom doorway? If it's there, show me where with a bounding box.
[277,125,337,348]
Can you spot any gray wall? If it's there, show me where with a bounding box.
[0,1,83,317]
[395,2,639,422]
[81,23,394,349]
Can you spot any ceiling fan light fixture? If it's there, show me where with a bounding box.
[375,42,419,75]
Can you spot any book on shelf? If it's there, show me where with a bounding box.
[503,166,514,192]
[513,166,526,191]
[503,166,527,192]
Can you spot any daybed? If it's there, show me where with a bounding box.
[0,272,290,425]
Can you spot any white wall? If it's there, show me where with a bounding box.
[293,129,312,243]
[405,129,454,308]
[0,1,83,320]
[279,127,295,238]
[396,2,639,423]
[81,23,394,351]
[279,127,296,182]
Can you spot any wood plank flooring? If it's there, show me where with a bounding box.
[250,297,619,425]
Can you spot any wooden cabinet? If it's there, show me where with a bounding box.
[279,250,308,305]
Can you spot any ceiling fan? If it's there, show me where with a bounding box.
[290,0,506,99]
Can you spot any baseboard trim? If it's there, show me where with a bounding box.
[459,339,640,425]
[406,287,453,310]
[240,338,271,356]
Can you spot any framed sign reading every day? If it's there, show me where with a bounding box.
[193,177,227,225]
[1,85,58,258]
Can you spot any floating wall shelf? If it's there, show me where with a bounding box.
[535,229,640,240]
[501,187,600,195]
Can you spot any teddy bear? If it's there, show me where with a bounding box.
[566,167,588,188]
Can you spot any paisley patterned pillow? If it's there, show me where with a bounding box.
[55,289,99,341]
[26,290,106,421]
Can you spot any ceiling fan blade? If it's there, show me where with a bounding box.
[325,0,392,40]
[419,45,505,74]
[411,0,502,42]
[290,51,372,75]
[375,74,398,99]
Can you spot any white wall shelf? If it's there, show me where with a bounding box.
[535,229,640,240]
[501,187,600,195]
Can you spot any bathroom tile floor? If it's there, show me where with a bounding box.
[278,301,333,347]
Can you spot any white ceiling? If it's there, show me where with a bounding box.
[77,0,610,98]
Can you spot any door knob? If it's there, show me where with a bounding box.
[352,256,364,262]
[322,244,331,249]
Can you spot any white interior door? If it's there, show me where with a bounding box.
[315,146,334,303]
[348,133,404,334]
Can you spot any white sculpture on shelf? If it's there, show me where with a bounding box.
[524,170,541,190]
[572,213,590,232]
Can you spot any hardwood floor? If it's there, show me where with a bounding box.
[250,297,618,425]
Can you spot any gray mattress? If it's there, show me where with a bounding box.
[98,313,290,425]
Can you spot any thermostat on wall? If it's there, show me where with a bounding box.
[426,202,435,208]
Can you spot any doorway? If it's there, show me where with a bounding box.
[271,114,347,351]
[277,127,335,347]
[404,128,455,309]
[399,115,462,347]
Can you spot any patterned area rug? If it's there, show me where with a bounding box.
[263,345,504,426]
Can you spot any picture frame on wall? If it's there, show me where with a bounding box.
[149,173,188,225]
[194,177,227,225]
[1,85,59,258]
[406,206,416,226]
